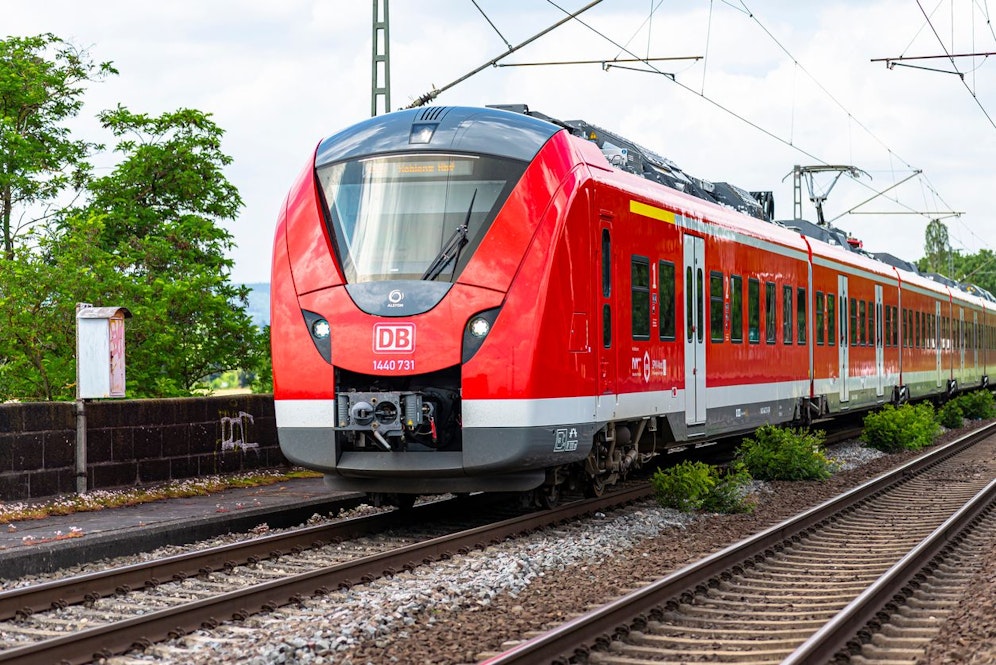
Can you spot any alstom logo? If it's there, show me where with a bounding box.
[373,323,416,353]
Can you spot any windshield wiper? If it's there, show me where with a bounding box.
[421,189,477,281]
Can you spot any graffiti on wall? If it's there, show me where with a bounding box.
[219,410,260,452]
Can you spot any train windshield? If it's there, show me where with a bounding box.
[317,153,527,283]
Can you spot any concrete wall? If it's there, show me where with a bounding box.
[0,395,285,501]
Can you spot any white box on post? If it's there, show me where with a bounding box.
[76,304,132,399]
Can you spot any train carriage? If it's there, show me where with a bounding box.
[271,104,992,502]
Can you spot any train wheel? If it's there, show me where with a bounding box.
[583,475,606,498]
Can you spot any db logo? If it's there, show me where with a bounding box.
[373,323,416,353]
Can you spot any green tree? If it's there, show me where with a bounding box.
[921,218,953,276]
[0,37,268,400]
[0,217,130,399]
[66,106,264,397]
[0,33,115,259]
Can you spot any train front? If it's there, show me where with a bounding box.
[271,106,593,496]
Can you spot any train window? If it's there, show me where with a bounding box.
[815,292,825,345]
[730,275,743,344]
[601,230,611,298]
[631,257,651,340]
[858,301,866,346]
[697,269,704,344]
[797,287,807,344]
[659,261,676,341]
[883,306,890,347]
[687,268,694,343]
[869,301,876,346]
[748,278,760,344]
[891,306,898,346]
[603,303,612,348]
[710,271,724,342]
[827,294,836,347]
[850,298,858,346]
[318,153,527,283]
[765,282,776,344]
[915,311,921,349]
[782,285,793,345]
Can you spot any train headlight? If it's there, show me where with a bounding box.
[468,316,490,338]
[312,318,331,339]
[302,309,332,363]
[462,307,502,364]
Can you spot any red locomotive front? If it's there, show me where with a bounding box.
[271,106,602,500]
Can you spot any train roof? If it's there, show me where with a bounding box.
[495,104,992,307]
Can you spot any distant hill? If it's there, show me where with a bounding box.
[242,282,270,328]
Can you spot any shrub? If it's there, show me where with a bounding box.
[650,460,755,514]
[861,402,939,453]
[701,462,756,514]
[736,425,832,481]
[938,400,964,429]
[954,390,996,420]
[651,460,715,512]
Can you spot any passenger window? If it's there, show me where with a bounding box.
[797,287,807,344]
[850,298,858,346]
[603,303,611,348]
[710,271,724,342]
[730,275,743,343]
[868,300,875,346]
[748,278,760,344]
[815,291,825,345]
[827,294,836,347]
[765,282,776,344]
[859,300,866,346]
[601,230,611,298]
[658,261,676,341]
[782,285,793,345]
[631,257,650,340]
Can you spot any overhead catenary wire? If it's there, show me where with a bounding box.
[550,0,967,228]
[405,0,604,108]
[914,0,996,129]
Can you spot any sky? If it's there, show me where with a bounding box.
[4,1,995,284]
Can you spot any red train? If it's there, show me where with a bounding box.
[271,104,993,503]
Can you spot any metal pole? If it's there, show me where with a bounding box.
[75,399,87,494]
[75,303,90,494]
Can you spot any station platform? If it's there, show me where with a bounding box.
[0,477,363,580]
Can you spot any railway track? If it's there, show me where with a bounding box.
[0,485,652,664]
[484,421,996,664]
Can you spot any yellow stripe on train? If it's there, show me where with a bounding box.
[630,200,676,224]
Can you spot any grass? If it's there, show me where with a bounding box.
[0,468,321,524]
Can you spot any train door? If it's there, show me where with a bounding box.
[935,301,943,388]
[959,308,966,376]
[875,284,884,397]
[596,222,615,407]
[683,235,706,425]
[973,310,980,373]
[838,275,850,403]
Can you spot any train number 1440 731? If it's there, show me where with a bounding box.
[372,359,415,371]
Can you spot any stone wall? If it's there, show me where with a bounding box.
[0,395,285,501]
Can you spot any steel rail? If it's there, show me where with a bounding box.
[783,476,996,664]
[481,421,996,664]
[0,485,652,665]
[0,494,471,621]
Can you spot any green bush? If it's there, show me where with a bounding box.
[736,425,832,481]
[650,460,754,514]
[861,402,939,453]
[651,460,714,511]
[938,400,964,429]
[954,390,996,420]
[701,463,756,514]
